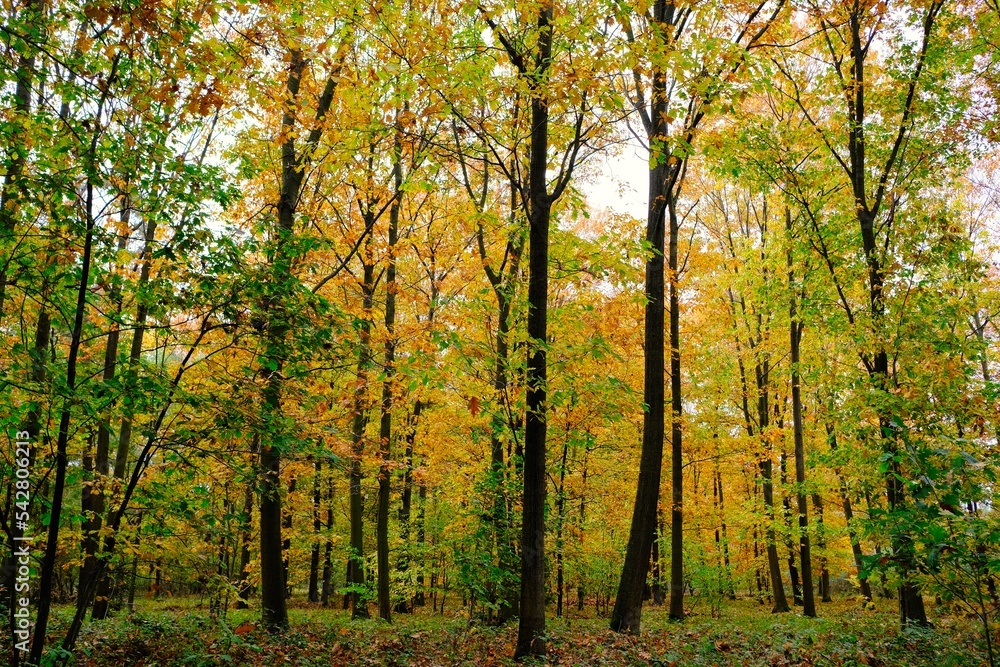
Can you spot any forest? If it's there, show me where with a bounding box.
[1,0,1000,665]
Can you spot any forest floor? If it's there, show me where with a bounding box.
[9,595,993,667]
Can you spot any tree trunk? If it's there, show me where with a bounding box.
[844,3,939,625]
[395,401,421,613]
[309,458,322,603]
[610,0,673,635]
[787,225,815,616]
[415,482,426,607]
[321,463,334,606]
[555,432,568,618]
[780,453,802,606]
[282,476,295,598]
[715,465,735,599]
[577,449,588,612]
[667,196,684,622]
[757,359,790,614]
[350,247,375,619]
[651,520,663,605]
[376,128,402,622]
[256,49,310,632]
[87,218,128,620]
[236,439,256,610]
[28,159,99,666]
[812,493,831,602]
[826,423,873,601]
[514,7,554,657]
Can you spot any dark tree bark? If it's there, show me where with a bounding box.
[29,67,115,660]
[757,359,790,614]
[712,464,736,600]
[395,401,421,613]
[281,476,295,599]
[349,248,375,620]
[414,482,426,607]
[555,428,569,618]
[257,44,346,632]
[321,463,334,606]
[29,164,98,667]
[577,447,588,612]
[516,60,553,659]
[651,520,663,605]
[376,124,403,623]
[309,458,322,603]
[787,216,815,616]
[780,452,802,606]
[85,212,129,619]
[480,0,585,653]
[63,316,214,653]
[612,0,783,632]
[610,0,674,633]
[667,196,684,622]
[464,152,524,623]
[235,438,256,610]
[81,434,99,605]
[812,493,831,602]
[783,2,943,627]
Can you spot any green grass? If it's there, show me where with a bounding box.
[7,596,992,666]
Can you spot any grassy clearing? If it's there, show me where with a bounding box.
[5,596,991,666]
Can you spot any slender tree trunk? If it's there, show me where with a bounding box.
[376,129,403,622]
[971,311,1000,446]
[258,400,288,630]
[667,196,684,622]
[282,477,295,598]
[81,433,98,603]
[28,160,100,666]
[555,433,568,618]
[86,216,128,619]
[844,3,938,625]
[812,493,831,602]
[256,49,313,632]
[514,7,554,656]
[787,225,815,616]
[350,248,375,619]
[826,423,873,601]
[473,162,524,623]
[321,463,334,606]
[309,458,322,603]
[715,466,735,599]
[255,41,346,631]
[236,439,256,610]
[610,1,674,635]
[757,359,790,614]
[395,401,421,614]
[127,531,140,614]
[415,482,426,607]
[651,520,663,605]
[577,449,588,612]
[780,453,802,605]
[491,291,518,622]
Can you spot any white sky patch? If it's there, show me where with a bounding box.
[583,143,649,221]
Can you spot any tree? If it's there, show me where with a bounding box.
[611,0,784,632]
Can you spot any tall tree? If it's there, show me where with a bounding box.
[478,0,596,652]
[612,0,784,632]
[257,29,351,631]
[771,0,954,626]
[786,207,815,617]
